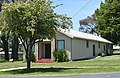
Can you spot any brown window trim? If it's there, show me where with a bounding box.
[98,42,100,48]
[57,40,65,50]
[86,40,89,48]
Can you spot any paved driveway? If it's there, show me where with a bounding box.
[0,72,120,78]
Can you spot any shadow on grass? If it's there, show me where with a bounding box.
[0,60,23,63]
[73,56,96,61]
[0,60,8,63]
[112,52,120,55]
[3,68,81,74]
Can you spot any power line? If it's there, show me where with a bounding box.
[72,0,92,18]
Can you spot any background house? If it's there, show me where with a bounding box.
[113,45,120,51]
[34,29,113,62]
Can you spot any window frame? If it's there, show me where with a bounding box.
[57,40,65,50]
[98,42,100,48]
[86,40,89,48]
[104,45,106,51]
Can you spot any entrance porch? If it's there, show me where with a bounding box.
[34,39,55,63]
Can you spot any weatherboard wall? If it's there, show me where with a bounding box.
[71,38,108,60]
[56,31,110,61]
[56,31,72,60]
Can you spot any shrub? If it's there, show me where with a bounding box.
[0,54,5,61]
[53,50,59,62]
[53,50,68,62]
[30,52,36,62]
[18,54,23,61]
[98,52,106,57]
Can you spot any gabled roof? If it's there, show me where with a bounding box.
[58,29,112,44]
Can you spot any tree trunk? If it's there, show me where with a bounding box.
[26,43,33,71]
[20,36,34,71]
[1,36,9,61]
[11,36,19,60]
[26,55,30,71]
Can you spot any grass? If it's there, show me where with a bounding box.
[0,61,26,70]
[0,51,120,75]
[1,68,120,76]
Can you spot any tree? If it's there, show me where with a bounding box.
[0,0,2,12]
[79,14,98,35]
[0,34,9,60]
[10,0,19,61]
[95,0,120,44]
[11,36,19,60]
[0,0,20,61]
[0,0,72,70]
[0,0,10,61]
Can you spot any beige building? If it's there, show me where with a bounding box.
[34,29,113,62]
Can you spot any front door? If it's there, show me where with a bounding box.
[45,44,51,58]
[93,45,95,56]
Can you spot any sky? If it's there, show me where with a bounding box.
[52,0,105,31]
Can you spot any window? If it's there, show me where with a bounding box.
[57,40,65,50]
[98,42,100,48]
[86,40,89,48]
[104,45,106,51]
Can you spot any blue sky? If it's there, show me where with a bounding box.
[52,0,105,31]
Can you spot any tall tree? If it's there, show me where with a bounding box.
[11,36,19,60]
[79,14,98,35]
[10,0,19,61]
[0,0,19,61]
[1,35,9,60]
[0,0,10,61]
[95,0,120,44]
[0,0,72,70]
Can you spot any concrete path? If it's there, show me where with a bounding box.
[0,67,26,72]
[1,72,120,78]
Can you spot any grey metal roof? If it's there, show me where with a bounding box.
[58,29,112,44]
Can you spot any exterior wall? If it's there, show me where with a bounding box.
[109,44,113,54]
[34,43,39,60]
[71,38,92,60]
[51,39,55,59]
[34,42,43,61]
[100,43,106,54]
[56,31,72,60]
[34,31,113,61]
[71,38,110,60]
[41,43,45,58]
[56,31,112,61]
[101,43,113,55]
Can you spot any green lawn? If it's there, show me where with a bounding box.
[0,51,120,75]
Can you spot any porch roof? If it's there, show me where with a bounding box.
[35,39,51,42]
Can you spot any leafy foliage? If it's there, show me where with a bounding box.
[0,0,72,69]
[79,14,98,35]
[0,0,72,40]
[53,50,68,62]
[95,0,120,44]
[30,52,35,62]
